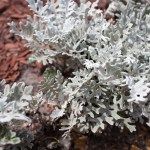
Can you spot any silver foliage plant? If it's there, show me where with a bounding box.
[0,80,42,145]
[9,0,150,135]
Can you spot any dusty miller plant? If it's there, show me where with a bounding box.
[7,0,150,137]
[0,80,42,147]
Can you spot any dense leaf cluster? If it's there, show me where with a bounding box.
[0,0,150,147]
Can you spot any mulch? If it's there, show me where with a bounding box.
[0,0,42,83]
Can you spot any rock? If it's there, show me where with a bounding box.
[130,145,141,150]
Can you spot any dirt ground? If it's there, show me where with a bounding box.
[0,0,150,150]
